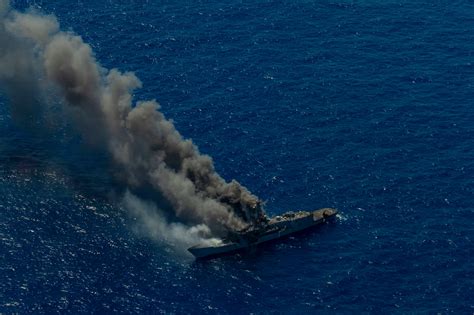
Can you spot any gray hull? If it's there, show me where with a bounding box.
[188,208,337,259]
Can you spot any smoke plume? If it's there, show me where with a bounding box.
[123,191,223,249]
[0,1,265,240]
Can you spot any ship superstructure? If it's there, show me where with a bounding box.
[188,208,338,259]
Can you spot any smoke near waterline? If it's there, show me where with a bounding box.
[124,191,223,249]
[0,1,266,243]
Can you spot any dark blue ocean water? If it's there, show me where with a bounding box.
[1,1,474,313]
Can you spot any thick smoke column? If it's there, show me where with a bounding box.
[0,1,265,237]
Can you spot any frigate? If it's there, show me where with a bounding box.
[188,208,338,259]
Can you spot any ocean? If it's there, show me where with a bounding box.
[1,0,473,313]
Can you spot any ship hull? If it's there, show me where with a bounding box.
[187,241,248,259]
[188,208,337,259]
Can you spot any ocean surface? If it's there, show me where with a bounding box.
[1,0,473,313]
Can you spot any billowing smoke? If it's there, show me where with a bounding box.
[0,1,265,241]
[123,191,223,249]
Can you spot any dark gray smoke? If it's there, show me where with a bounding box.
[0,1,265,239]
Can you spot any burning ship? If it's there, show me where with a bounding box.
[188,207,338,259]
